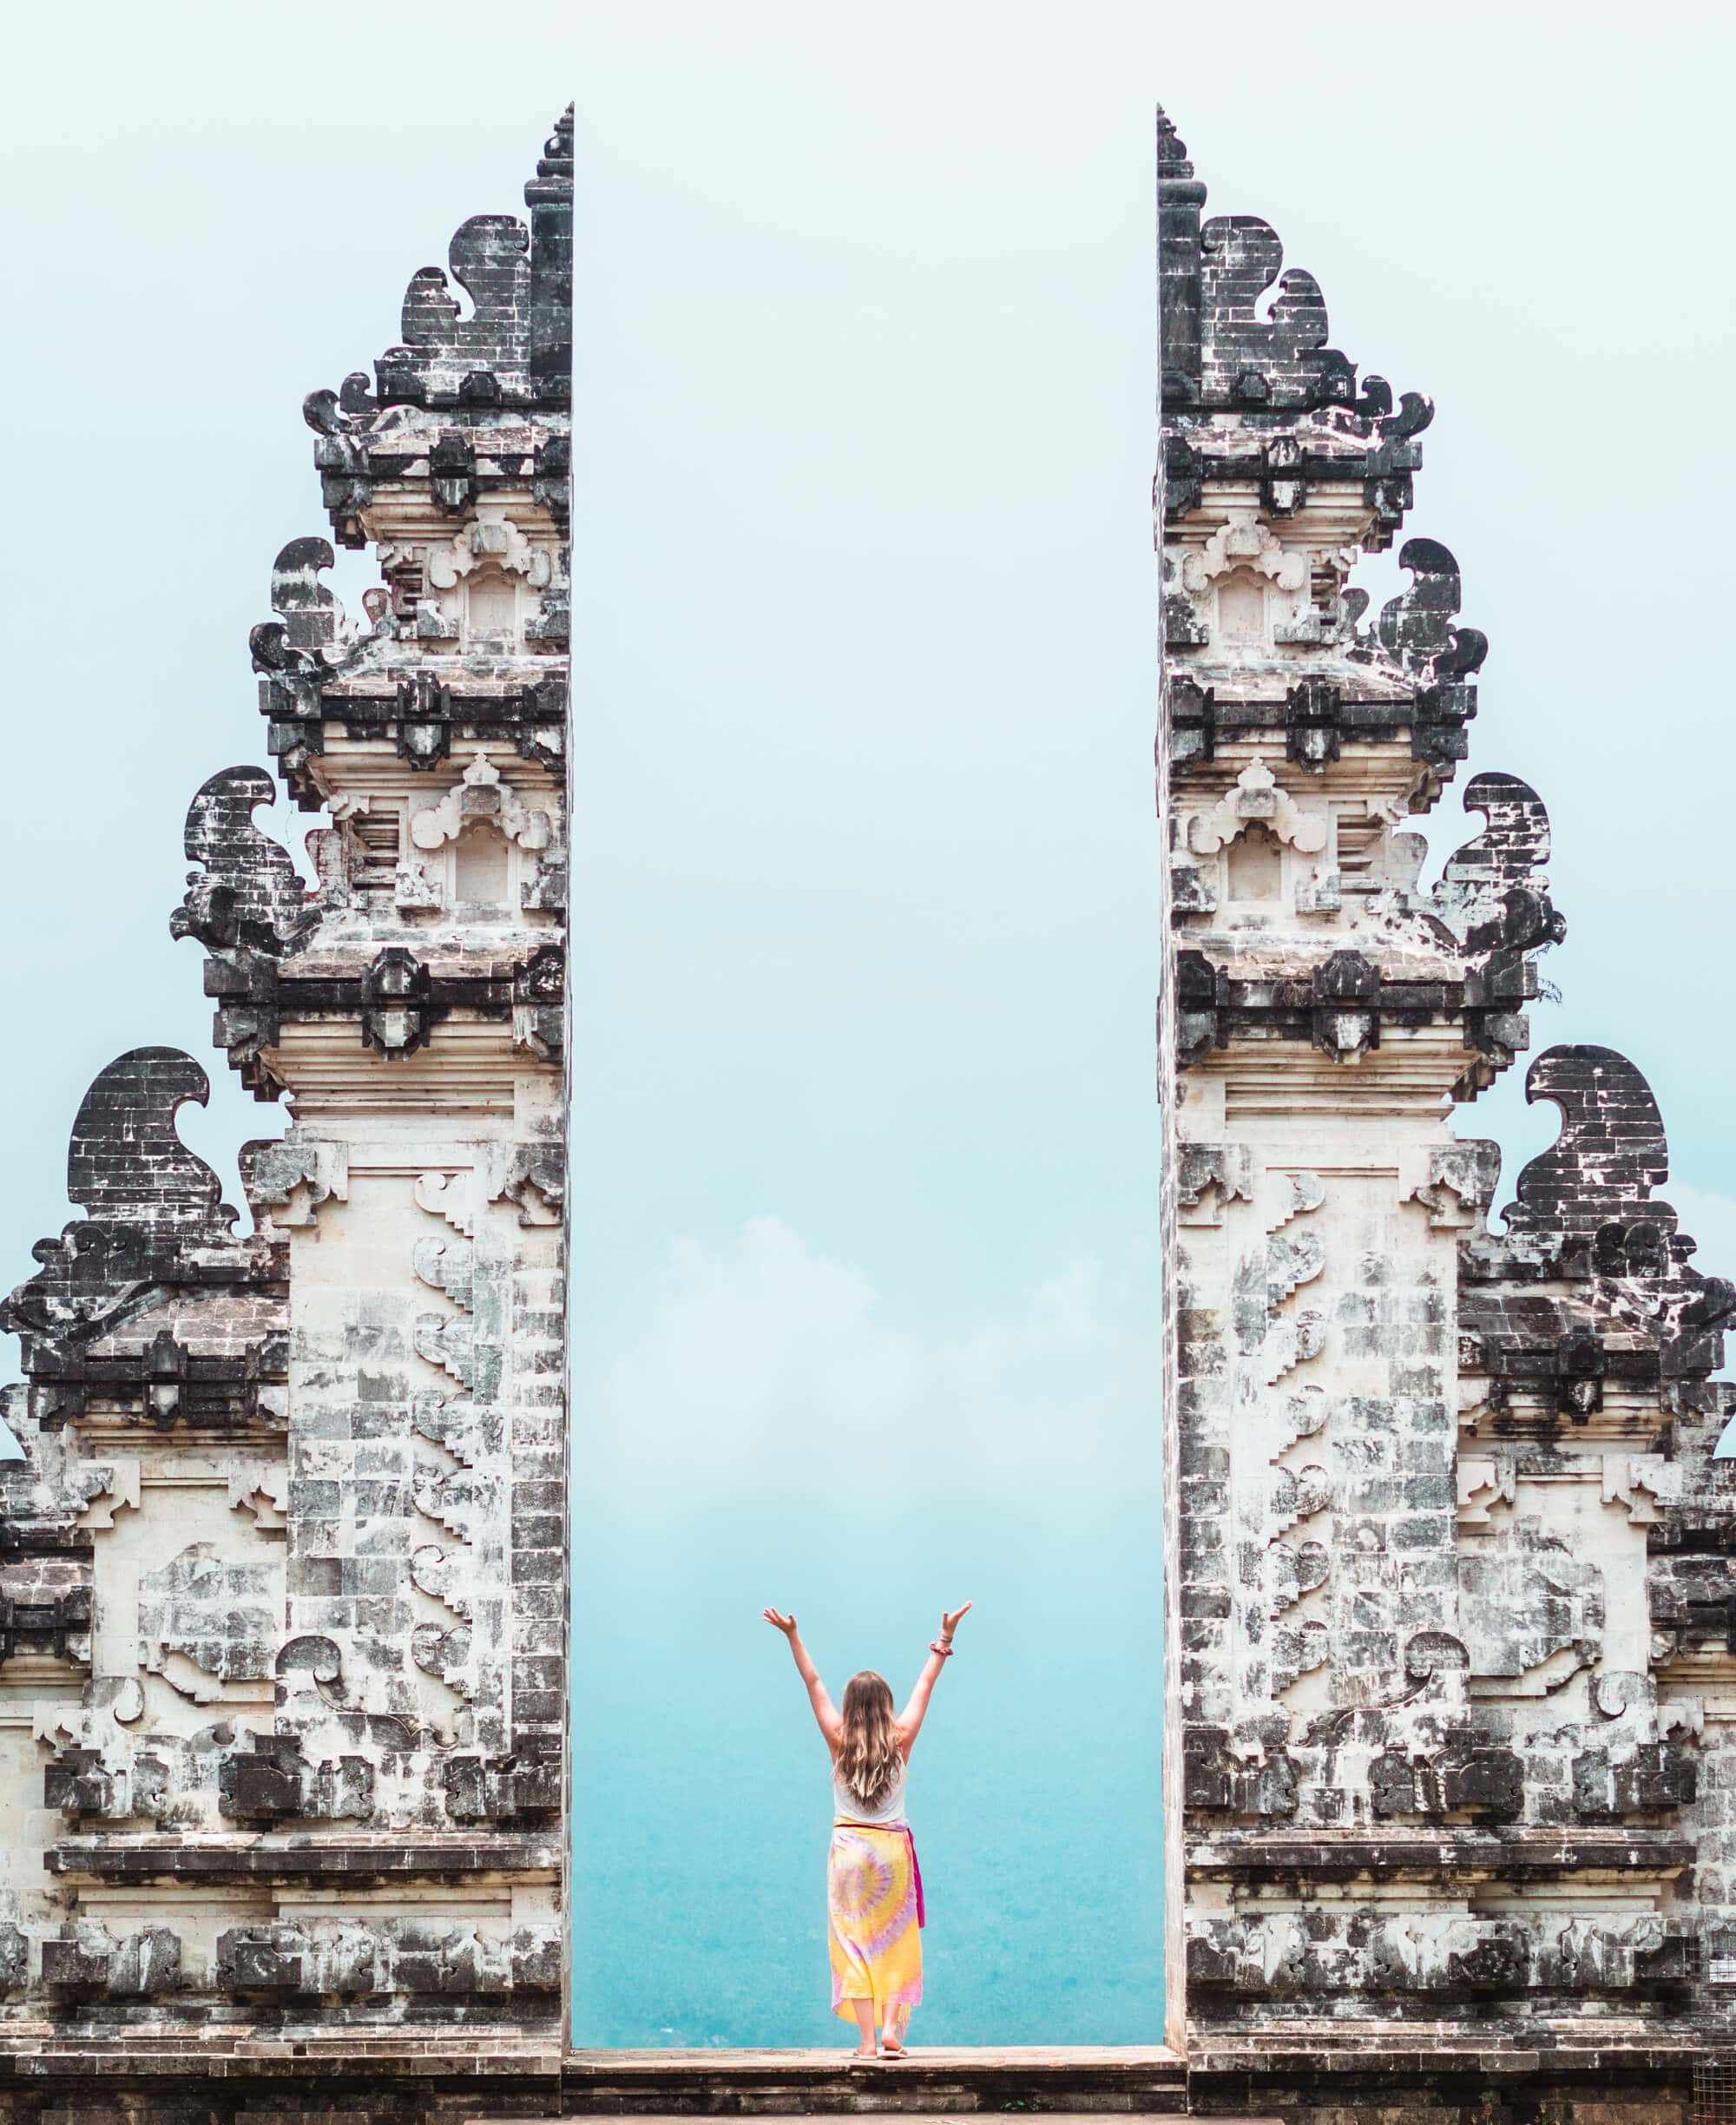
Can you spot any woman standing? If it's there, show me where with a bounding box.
[762,1602,972,2058]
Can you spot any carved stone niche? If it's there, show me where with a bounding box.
[216,1921,381,2000]
[218,1731,374,1825]
[443,1736,562,1823]
[44,1741,168,1824]
[1571,1739,1698,1819]
[1177,510,1315,652]
[1312,948,1380,1062]
[360,946,433,1059]
[401,749,558,916]
[1183,1725,1299,1819]
[1369,1740,1523,1822]
[386,510,562,652]
[42,1924,181,2003]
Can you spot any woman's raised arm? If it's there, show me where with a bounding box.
[896,1601,972,1757]
[762,1609,842,1749]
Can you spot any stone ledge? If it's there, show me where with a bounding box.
[44,1835,562,1881]
[1188,2031,1700,2076]
[0,2036,562,2081]
[1187,1829,1695,1878]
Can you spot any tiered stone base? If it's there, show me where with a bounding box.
[0,2037,1699,2122]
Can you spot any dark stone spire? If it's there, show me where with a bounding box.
[1157,102,1402,419]
[527,103,575,402]
[341,108,578,414]
[1156,106,1205,407]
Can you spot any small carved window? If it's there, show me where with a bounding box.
[465,569,516,644]
[454,822,510,908]
[1226,823,1281,902]
[1216,569,1266,647]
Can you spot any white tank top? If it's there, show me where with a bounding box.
[832,1750,908,1826]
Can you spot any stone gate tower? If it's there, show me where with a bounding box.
[1161,105,1736,2113]
[0,111,572,2089]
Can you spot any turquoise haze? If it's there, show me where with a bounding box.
[571,1446,1165,2045]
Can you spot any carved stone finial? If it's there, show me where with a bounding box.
[535,103,575,184]
[171,766,308,955]
[1,1049,240,1345]
[250,537,345,675]
[1156,104,1194,178]
[64,1049,234,1243]
[1196,214,1357,412]
[1376,538,1487,684]
[1433,773,1566,957]
[1507,1046,1674,1242]
[364,114,574,412]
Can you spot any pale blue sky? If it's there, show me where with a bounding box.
[3,0,1733,2047]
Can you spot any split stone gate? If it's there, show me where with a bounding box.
[0,98,1726,2125]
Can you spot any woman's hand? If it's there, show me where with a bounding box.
[761,1608,799,1637]
[940,1600,972,1641]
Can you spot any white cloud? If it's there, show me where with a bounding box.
[572,1215,1161,1515]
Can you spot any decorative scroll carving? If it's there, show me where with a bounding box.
[249,536,349,677]
[1433,772,1566,959]
[1186,759,1326,858]
[1,1050,245,1362]
[360,108,572,411]
[172,765,311,954]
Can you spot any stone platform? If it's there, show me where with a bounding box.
[562,2044,1189,2115]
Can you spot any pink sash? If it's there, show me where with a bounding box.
[904,1826,925,1928]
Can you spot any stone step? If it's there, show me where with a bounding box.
[556,2044,1192,2115]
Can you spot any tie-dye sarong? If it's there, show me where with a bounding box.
[827,1819,924,2024]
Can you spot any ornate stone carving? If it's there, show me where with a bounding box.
[1185,758,1327,858]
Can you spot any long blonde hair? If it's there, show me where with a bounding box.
[835,1670,904,1810]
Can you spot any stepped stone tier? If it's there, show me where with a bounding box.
[1160,102,1736,2118]
[0,94,1725,2125]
